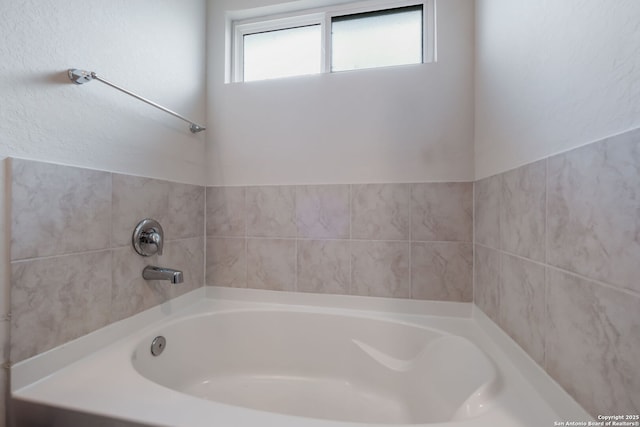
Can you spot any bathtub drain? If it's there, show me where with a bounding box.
[151,336,166,356]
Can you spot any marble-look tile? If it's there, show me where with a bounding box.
[499,254,545,365]
[10,159,111,260]
[296,185,350,239]
[112,174,204,247]
[206,238,246,288]
[351,241,410,298]
[546,268,640,416]
[501,161,546,262]
[112,175,168,247]
[473,245,500,323]
[297,240,350,295]
[10,251,112,362]
[411,183,473,242]
[474,175,501,249]
[411,242,472,302]
[111,246,172,322]
[0,320,8,363]
[0,161,7,319]
[351,184,410,241]
[167,183,205,242]
[206,187,245,237]
[0,260,8,318]
[548,130,640,293]
[246,239,296,291]
[246,186,296,238]
[112,237,203,323]
[0,365,5,427]
[161,238,205,298]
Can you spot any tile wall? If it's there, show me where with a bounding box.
[206,183,473,301]
[9,159,205,363]
[474,128,640,417]
[0,160,8,427]
[8,130,639,421]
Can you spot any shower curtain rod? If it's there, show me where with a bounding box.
[67,69,206,134]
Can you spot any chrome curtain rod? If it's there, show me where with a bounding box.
[67,69,206,133]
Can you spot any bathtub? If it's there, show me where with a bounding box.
[11,287,590,427]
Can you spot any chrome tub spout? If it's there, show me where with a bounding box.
[142,266,184,284]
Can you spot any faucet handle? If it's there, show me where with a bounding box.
[140,230,163,255]
[132,219,164,257]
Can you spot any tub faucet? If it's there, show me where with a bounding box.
[142,266,184,284]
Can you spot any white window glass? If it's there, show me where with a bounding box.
[331,6,423,72]
[243,25,322,82]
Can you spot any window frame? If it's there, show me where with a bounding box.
[230,0,435,83]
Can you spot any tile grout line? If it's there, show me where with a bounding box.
[203,186,207,287]
[12,235,209,265]
[472,181,476,305]
[244,186,248,289]
[474,242,640,300]
[545,157,550,268]
[10,247,114,264]
[409,184,414,299]
[497,173,504,325]
[543,157,549,371]
[348,184,353,296]
[294,187,298,293]
[543,259,548,372]
[222,235,471,244]
[108,173,115,316]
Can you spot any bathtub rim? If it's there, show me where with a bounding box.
[11,286,592,426]
[11,286,472,392]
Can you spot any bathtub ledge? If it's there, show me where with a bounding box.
[11,287,593,427]
[11,287,206,390]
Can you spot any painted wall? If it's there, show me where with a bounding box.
[206,0,475,186]
[474,0,640,179]
[0,0,207,184]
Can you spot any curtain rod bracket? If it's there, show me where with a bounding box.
[67,68,206,134]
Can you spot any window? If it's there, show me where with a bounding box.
[332,6,423,72]
[231,0,434,83]
[243,25,322,82]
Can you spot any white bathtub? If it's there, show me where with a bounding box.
[133,310,498,425]
[12,287,590,427]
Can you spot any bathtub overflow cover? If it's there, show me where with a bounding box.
[150,336,166,356]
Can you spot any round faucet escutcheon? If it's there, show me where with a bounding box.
[132,218,164,257]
